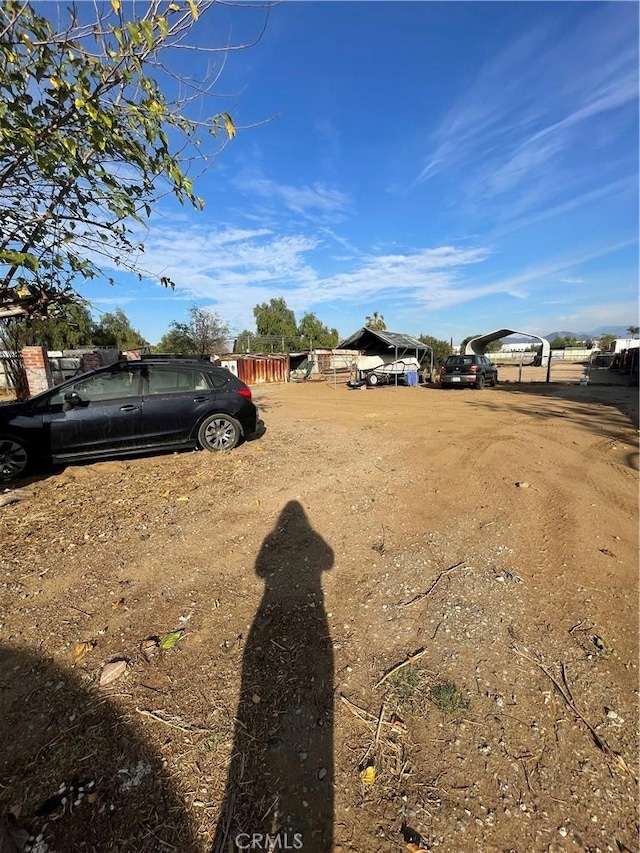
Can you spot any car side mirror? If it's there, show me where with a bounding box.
[64,391,82,408]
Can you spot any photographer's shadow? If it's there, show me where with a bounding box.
[213,501,334,852]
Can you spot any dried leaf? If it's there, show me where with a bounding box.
[159,629,184,651]
[176,496,189,503]
[99,659,127,687]
[599,548,616,558]
[613,752,631,774]
[73,640,96,662]
[360,765,376,785]
[161,490,170,498]
[111,598,125,610]
[407,845,421,853]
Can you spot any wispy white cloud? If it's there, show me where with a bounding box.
[491,177,636,237]
[101,224,495,329]
[559,276,585,285]
[233,170,350,223]
[415,4,638,220]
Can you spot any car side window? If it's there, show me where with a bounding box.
[146,367,211,395]
[208,371,230,389]
[48,369,141,405]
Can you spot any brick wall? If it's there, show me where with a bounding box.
[21,346,53,396]
[80,352,103,373]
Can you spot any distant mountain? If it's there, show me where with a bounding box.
[503,326,633,344]
[544,326,632,341]
[544,330,584,342]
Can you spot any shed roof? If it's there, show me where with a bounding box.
[338,327,430,352]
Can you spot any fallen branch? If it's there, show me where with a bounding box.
[375,703,386,745]
[403,562,466,606]
[339,695,406,734]
[513,648,636,780]
[0,488,35,508]
[135,707,211,734]
[376,648,430,688]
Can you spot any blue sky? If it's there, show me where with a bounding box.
[84,1,638,345]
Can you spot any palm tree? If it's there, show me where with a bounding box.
[626,325,639,339]
[365,311,386,331]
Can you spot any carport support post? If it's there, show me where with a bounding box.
[518,357,523,383]
[546,354,552,383]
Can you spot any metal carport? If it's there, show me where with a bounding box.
[338,327,434,378]
[464,328,551,372]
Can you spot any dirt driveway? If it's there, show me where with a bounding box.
[1,375,638,853]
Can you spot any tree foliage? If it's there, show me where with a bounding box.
[599,334,617,350]
[418,334,452,367]
[549,336,583,350]
[93,309,147,350]
[365,311,386,331]
[298,312,339,348]
[626,326,639,338]
[234,300,339,352]
[0,0,258,318]
[254,298,299,339]
[155,306,229,355]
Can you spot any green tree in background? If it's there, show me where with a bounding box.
[298,312,339,348]
[155,306,229,355]
[599,334,617,350]
[254,298,299,339]
[549,336,583,350]
[365,311,386,331]
[0,0,252,318]
[418,334,452,367]
[626,325,639,338]
[93,309,147,350]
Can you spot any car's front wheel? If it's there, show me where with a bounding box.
[0,436,29,481]
[197,415,242,452]
[367,373,379,387]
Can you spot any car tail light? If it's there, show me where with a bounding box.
[236,387,252,400]
[440,366,446,373]
[469,364,479,373]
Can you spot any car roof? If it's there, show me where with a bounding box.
[124,358,226,369]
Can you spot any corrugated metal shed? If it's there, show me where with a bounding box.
[220,354,288,385]
[338,327,429,353]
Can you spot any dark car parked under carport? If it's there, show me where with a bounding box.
[0,359,258,480]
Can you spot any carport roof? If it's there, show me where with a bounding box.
[338,327,430,352]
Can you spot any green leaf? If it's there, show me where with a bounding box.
[140,20,154,48]
[159,629,184,651]
[0,249,39,272]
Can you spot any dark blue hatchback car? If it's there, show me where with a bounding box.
[0,359,259,480]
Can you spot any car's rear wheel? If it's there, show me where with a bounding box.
[475,375,485,389]
[197,415,241,452]
[0,436,29,481]
[367,373,379,387]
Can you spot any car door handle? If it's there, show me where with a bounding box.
[193,396,207,402]
[120,405,140,412]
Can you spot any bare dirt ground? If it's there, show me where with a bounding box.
[0,365,638,853]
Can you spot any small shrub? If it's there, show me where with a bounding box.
[388,665,423,708]
[428,681,470,714]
